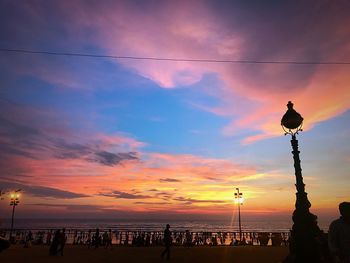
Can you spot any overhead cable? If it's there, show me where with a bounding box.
[1,48,350,65]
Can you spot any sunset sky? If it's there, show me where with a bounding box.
[0,0,349,221]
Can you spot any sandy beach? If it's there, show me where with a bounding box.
[0,245,288,263]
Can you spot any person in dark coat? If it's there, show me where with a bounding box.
[0,236,10,252]
[95,228,100,249]
[57,228,66,256]
[328,202,350,263]
[49,230,60,256]
[161,224,172,260]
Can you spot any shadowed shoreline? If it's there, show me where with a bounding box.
[0,245,288,263]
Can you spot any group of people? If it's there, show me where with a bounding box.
[159,202,350,262]
[0,202,349,262]
[86,228,112,249]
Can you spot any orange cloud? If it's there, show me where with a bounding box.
[2,136,285,214]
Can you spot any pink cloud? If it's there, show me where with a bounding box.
[5,1,349,142]
[44,1,349,142]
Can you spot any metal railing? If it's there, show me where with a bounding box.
[0,228,290,247]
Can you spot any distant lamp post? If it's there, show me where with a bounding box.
[9,193,20,240]
[281,101,327,262]
[234,187,243,243]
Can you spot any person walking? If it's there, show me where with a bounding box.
[57,228,66,256]
[46,231,52,245]
[24,231,33,248]
[185,230,192,247]
[105,229,113,249]
[49,230,60,256]
[87,230,92,249]
[328,202,350,263]
[94,228,100,249]
[161,224,172,260]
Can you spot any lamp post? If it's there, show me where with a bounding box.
[9,193,20,240]
[234,187,243,243]
[281,101,327,263]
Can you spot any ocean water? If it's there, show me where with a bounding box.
[0,218,331,232]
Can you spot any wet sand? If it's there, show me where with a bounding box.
[0,245,288,263]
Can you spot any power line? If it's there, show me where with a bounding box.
[1,48,350,65]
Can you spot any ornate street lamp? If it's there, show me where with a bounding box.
[234,188,243,243]
[281,101,328,262]
[9,193,20,240]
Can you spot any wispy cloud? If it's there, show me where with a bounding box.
[93,151,138,166]
[0,104,140,167]
[0,181,89,199]
[29,203,103,211]
[134,201,170,205]
[159,178,181,183]
[99,190,151,199]
[174,196,227,204]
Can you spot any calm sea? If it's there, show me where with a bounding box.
[0,218,331,232]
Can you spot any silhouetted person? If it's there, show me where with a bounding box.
[24,231,33,248]
[57,228,66,256]
[49,230,60,256]
[145,233,151,246]
[161,224,171,260]
[185,230,192,247]
[328,202,350,263]
[87,230,92,249]
[95,228,100,249]
[105,229,112,249]
[0,236,10,252]
[46,231,52,245]
[102,231,108,247]
[258,232,269,246]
